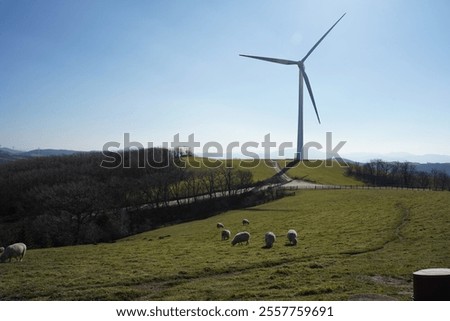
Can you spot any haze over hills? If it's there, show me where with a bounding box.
[342,152,450,164]
[279,148,450,163]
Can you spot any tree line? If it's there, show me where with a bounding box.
[0,149,261,248]
[345,159,450,190]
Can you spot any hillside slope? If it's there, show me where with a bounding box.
[278,160,365,186]
[1,189,448,300]
[180,157,276,183]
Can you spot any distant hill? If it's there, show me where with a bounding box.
[415,163,450,175]
[0,147,23,155]
[0,149,26,163]
[0,148,82,163]
[343,152,450,164]
[22,149,81,157]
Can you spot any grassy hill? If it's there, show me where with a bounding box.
[1,189,448,300]
[182,158,363,185]
[180,157,277,183]
[278,160,365,186]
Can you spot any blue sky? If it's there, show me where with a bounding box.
[1,0,449,159]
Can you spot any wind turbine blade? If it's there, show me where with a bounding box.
[301,13,346,63]
[302,67,321,124]
[240,54,298,65]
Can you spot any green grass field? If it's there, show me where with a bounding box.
[278,160,365,186]
[1,189,448,300]
[180,157,276,182]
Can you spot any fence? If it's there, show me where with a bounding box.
[280,184,446,192]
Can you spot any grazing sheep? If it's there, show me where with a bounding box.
[0,247,4,254]
[221,229,231,241]
[0,243,27,263]
[264,232,276,248]
[242,219,250,225]
[231,231,250,246]
[287,229,298,245]
[217,223,224,229]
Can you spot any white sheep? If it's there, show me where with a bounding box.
[217,222,224,229]
[242,219,250,225]
[231,231,250,246]
[221,229,231,241]
[0,243,27,263]
[287,229,298,246]
[264,232,276,248]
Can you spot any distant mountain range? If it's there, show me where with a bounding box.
[341,152,450,175]
[342,152,450,164]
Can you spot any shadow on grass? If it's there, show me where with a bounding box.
[284,243,297,247]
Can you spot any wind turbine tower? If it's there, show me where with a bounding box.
[240,13,346,161]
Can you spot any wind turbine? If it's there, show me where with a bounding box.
[240,13,346,161]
